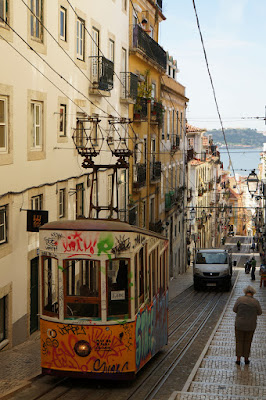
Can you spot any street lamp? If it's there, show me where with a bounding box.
[247,169,259,196]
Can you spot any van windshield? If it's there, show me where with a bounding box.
[196,252,228,264]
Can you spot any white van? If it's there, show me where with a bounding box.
[193,248,233,291]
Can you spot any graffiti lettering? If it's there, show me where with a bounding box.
[42,338,59,355]
[62,232,98,255]
[133,234,146,248]
[57,324,86,336]
[93,359,129,373]
[112,235,131,256]
[135,293,168,370]
[97,233,114,260]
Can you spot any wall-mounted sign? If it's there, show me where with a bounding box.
[27,210,48,232]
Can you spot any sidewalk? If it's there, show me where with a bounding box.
[0,267,193,399]
[169,267,266,400]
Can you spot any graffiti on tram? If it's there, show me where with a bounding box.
[135,292,168,371]
[40,320,135,374]
[41,231,139,259]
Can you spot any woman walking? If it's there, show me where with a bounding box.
[233,285,262,365]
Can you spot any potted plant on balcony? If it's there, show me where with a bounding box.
[154,100,164,126]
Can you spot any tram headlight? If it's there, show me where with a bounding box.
[74,340,91,357]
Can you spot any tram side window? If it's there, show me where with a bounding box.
[107,259,130,319]
[64,259,100,319]
[139,248,144,304]
[134,254,138,313]
[43,257,59,316]
[152,250,157,297]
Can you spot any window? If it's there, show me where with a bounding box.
[59,188,65,218]
[59,6,66,41]
[161,114,165,140]
[108,174,112,204]
[109,39,114,63]
[59,104,66,136]
[0,0,8,25]
[176,110,179,135]
[167,110,170,140]
[42,257,58,316]
[149,25,154,39]
[31,101,42,149]
[76,17,84,60]
[64,259,100,318]
[142,200,146,228]
[122,47,126,73]
[122,0,127,11]
[0,205,7,245]
[31,194,43,210]
[0,295,6,342]
[107,259,129,318]
[30,0,43,40]
[92,27,99,78]
[0,96,7,152]
[76,183,84,218]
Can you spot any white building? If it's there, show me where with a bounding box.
[0,0,130,348]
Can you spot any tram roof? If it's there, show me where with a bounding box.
[40,218,167,240]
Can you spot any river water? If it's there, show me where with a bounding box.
[219,147,262,177]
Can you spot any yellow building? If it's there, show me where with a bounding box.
[128,0,166,231]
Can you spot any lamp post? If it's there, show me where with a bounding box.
[247,169,259,197]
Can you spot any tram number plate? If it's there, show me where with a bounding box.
[111,290,125,300]
[206,283,216,287]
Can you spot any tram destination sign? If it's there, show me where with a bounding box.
[27,210,49,232]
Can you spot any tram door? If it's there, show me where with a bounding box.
[30,257,39,334]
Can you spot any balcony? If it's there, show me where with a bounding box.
[133,163,147,190]
[90,56,114,91]
[151,100,164,125]
[149,220,163,234]
[150,161,161,182]
[133,97,148,120]
[120,72,138,101]
[165,191,176,211]
[129,206,138,226]
[131,24,166,70]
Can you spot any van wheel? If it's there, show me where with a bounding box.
[194,282,201,291]
[224,281,231,291]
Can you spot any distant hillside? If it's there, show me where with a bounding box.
[205,128,265,147]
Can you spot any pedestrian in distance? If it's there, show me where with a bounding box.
[251,242,255,252]
[237,240,241,251]
[233,285,262,365]
[251,257,256,281]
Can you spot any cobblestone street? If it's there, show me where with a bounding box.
[170,266,266,400]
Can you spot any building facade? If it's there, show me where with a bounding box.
[0,0,130,348]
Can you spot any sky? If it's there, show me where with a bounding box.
[160,0,266,133]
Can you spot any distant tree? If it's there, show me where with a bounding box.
[205,128,265,147]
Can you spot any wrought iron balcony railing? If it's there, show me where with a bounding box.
[131,24,166,70]
[120,72,138,101]
[149,220,163,234]
[156,0,162,10]
[133,163,146,189]
[134,97,148,120]
[129,206,138,226]
[150,161,161,182]
[90,56,114,91]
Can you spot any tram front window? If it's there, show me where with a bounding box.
[64,259,100,319]
[107,259,129,319]
[43,257,59,316]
